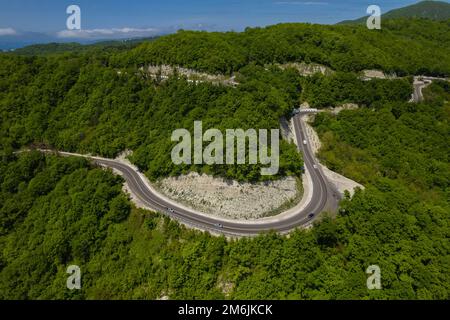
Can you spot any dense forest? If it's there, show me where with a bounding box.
[0,18,449,299]
[1,97,449,299]
[120,19,450,76]
[0,55,304,182]
[301,72,412,108]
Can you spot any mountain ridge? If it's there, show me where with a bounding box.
[339,0,450,24]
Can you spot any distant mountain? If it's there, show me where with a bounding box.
[7,37,159,56]
[339,1,450,24]
[0,31,56,51]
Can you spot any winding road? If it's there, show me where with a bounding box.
[74,75,447,235]
[40,114,340,236]
[411,76,449,103]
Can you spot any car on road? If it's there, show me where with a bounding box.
[214,223,224,229]
[313,164,318,169]
[308,213,315,219]
[167,208,175,213]
[303,140,307,145]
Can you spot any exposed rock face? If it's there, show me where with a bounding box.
[278,62,334,76]
[362,69,387,79]
[319,165,364,197]
[329,103,359,115]
[303,115,364,197]
[156,173,299,220]
[361,69,397,81]
[143,65,238,86]
[280,116,295,143]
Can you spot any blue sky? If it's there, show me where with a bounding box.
[0,0,441,45]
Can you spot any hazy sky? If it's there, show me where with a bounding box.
[0,0,445,41]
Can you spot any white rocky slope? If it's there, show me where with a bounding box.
[156,173,299,220]
[302,114,364,197]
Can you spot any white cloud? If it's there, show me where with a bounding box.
[0,28,17,36]
[56,27,159,39]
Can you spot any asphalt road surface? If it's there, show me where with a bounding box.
[82,114,339,236]
[411,76,449,103]
[412,81,427,102]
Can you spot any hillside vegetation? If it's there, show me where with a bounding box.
[340,1,450,24]
[8,38,158,56]
[1,19,449,182]
[120,19,450,76]
[1,96,449,299]
[0,56,303,182]
[0,18,449,299]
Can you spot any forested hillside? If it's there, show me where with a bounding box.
[340,1,450,24]
[0,18,449,300]
[1,112,448,299]
[313,81,449,193]
[2,18,449,182]
[120,19,450,76]
[301,72,412,108]
[0,56,303,182]
[9,37,157,56]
